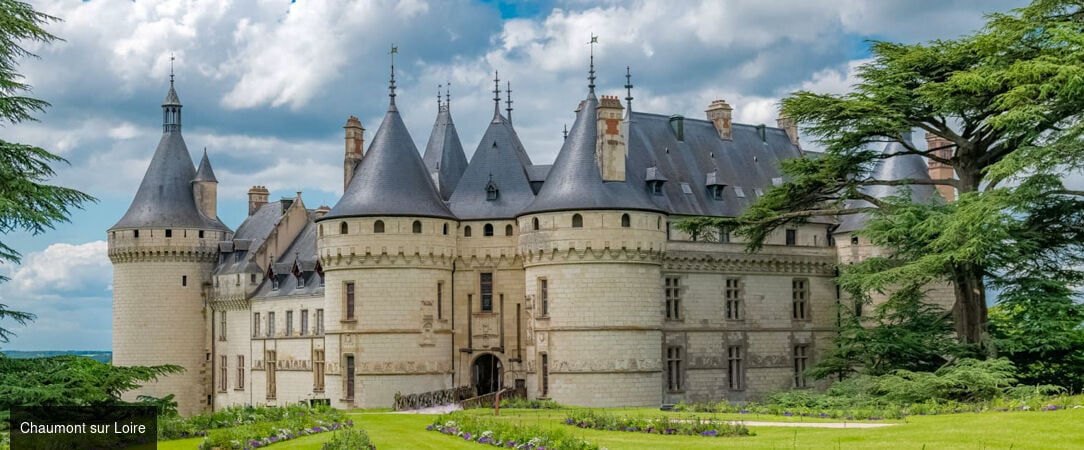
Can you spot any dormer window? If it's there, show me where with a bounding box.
[297,275,305,288]
[272,277,280,291]
[706,171,727,201]
[646,166,668,196]
[650,182,664,195]
[485,179,499,201]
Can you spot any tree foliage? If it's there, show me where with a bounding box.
[0,0,94,342]
[678,0,1084,346]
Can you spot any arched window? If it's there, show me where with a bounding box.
[443,223,448,235]
[319,225,324,238]
[621,213,631,228]
[572,214,583,228]
[374,220,385,233]
[413,220,422,234]
[657,217,662,229]
[505,224,514,236]
[484,224,494,236]
[532,218,539,230]
[464,226,472,237]
[340,222,348,235]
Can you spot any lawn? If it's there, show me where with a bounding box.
[158,406,1084,449]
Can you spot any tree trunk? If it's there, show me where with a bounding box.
[951,262,988,345]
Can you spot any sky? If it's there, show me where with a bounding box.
[0,0,1028,350]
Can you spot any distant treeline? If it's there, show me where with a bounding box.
[1,351,111,364]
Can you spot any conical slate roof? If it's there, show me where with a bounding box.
[111,84,230,231]
[422,106,468,201]
[194,149,218,182]
[836,140,941,233]
[521,94,662,215]
[449,113,535,219]
[323,102,456,220]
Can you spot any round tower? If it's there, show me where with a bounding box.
[109,74,232,416]
[316,64,457,408]
[518,86,667,407]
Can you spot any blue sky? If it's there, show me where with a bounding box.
[0,0,1027,350]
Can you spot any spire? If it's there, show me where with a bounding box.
[388,44,398,107]
[492,70,501,118]
[588,34,598,95]
[445,81,451,110]
[563,124,568,140]
[624,66,634,115]
[194,147,218,182]
[162,53,182,133]
[505,81,513,125]
[437,84,442,111]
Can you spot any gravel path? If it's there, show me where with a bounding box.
[394,404,463,414]
[728,420,896,428]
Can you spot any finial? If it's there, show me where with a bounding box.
[437,84,442,110]
[624,66,634,113]
[588,34,598,94]
[505,81,513,125]
[563,124,568,140]
[445,81,451,109]
[203,147,207,156]
[169,52,175,86]
[492,70,501,117]
[389,44,398,104]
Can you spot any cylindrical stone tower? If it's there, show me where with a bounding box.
[109,77,232,416]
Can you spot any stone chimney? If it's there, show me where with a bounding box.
[343,116,365,191]
[706,100,733,140]
[924,132,956,201]
[596,95,626,181]
[248,185,269,216]
[314,205,331,219]
[777,113,799,147]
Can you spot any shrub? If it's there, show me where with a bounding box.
[428,413,598,450]
[322,428,375,450]
[564,410,751,437]
[498,398,562,409]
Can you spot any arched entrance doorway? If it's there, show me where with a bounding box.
[471,353,502,395]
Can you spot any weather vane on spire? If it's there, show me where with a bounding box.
[625,66,634,112]
[588,34,598,94]
[493,70,501,116]
[505,81,513,125]
[445,81,451,109]
[389,44,398,102]
[437,84,443,111]
[169,52,175,86]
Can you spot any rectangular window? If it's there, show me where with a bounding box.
[539,278,549,316]
[437,282,444,320]
[345,282,356,320]
[725,278,742,320]
[218,311,227,341]
[786,229,797,246]
[480,273,493,312]
[301,309,309,336]
[316,309,324,335]
[666,346,683,391]
[267,311,275,337]
[253,313,260,338]
[237,355,245,390]
[719,226,731,243]
[165,229,172,238]
[540,353,549,397]
[665,277,681,320]
[198,230,204,239]
[286,310,294,337]
[794,344,810,388]
[250,273,257,284]
[182,275,187,286]
[792,279,809,320]
[314,349,326,392]
[345,354,355,401]
[219,355,228,392]
[266,350,276,399]
[728,345,744,390]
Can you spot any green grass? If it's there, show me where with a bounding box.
[158,406,1084,449]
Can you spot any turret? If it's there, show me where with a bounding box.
[422,84,467,200]
[343,116,365,191]
[108,65,232,416]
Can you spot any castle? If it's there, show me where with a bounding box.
[108,56,951,416]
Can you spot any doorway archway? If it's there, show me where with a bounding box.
[471,353,502,395]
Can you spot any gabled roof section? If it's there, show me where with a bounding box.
[624,112,802,218]
[836,140,941,233]
[521,95,662,215]
[449,114,536,220]
[194,149,218,182]
[422,107,468,201]
[254,219,323,299]
[323,101,456,220]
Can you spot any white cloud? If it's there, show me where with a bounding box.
[5,241,110,295]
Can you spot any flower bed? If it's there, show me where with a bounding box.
[498,398,563,409]
[159,404,343,440]
[428,414,599,450]
[563,410,751,437]
[198,417,355,449]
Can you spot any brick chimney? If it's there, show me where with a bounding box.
[777,113,799,147]
[343,116,365,191]
[924,132,956,201]
[247,185,269,216]
[596,95,626,181]
[706,100,733,140]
